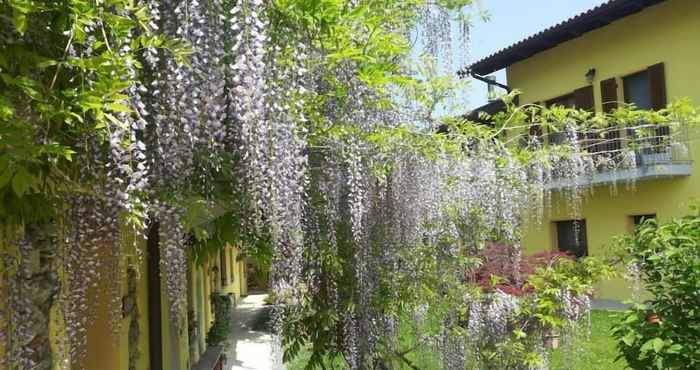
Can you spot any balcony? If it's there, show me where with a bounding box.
[545,123,693,190]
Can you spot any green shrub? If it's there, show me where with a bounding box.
[612,207,700,369]
[206,293,233,346]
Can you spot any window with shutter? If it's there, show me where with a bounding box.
[648,63,667,111]
[555,219,588,258]
[624,71,653,109]
[544,87,600,155]
[546,93,575,108]
[623,63,670,160]
[573,85,605,156]
[573,85,594,112]
[600,78,618,113]
[546,94,575,146]
[598,77,622,158]
[630,214,656,234]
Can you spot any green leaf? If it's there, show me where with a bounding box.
[37,59,59,69]
[14,13,27,34]
[641,338,665,353]
[11,166,32,197]
[104,113,125,129]
[0,166,13,189]
[655,357,664,369]
[107,102,132,113]
[622,332,636,346]
[652,337,664,353]
[0,155,9,173]
[666,343,682,354]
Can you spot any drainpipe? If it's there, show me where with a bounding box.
[459,68,515,103]
[468,70,512,93]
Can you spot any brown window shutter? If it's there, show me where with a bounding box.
[647,62,667,110]
[600,78,618,113]
[573,86,595,152]
[599,78,621,154]
[574,85,595,112]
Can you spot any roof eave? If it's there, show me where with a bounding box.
[463,0,668,76]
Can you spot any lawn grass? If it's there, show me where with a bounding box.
[286,310,628,369]
[550,310,627,370]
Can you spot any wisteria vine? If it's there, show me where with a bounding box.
[1,0,697,369]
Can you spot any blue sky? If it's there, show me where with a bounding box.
[465,0,608,109]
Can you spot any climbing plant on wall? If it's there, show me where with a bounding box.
[1,0,699,369]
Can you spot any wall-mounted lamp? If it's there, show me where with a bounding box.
[585,68,596,84]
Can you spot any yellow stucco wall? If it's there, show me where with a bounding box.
[82,257,124,370]
[507,0,700,300]
[81,235,152,370]
[2,228,248,370]
[80,232,194,370]
[220,244,247,302]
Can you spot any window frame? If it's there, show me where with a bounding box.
[553,219,589,258]
[622,65,671,158]
[629,213,657,234]
[545,93,576,109]
[622,69,653,109]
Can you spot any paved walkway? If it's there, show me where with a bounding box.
[592,298,630,311]
[226,293,284,370]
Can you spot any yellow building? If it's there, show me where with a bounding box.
[1,223,248,370]
[85,237,248,370]
[465,0,700,300]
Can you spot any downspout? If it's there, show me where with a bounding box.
[467,70,512,94]
[458,67,517,104]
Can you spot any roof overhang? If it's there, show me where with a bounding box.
[463,0,668,76]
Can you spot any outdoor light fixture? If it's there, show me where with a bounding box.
[585,68,596,84]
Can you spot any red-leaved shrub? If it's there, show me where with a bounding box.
[468,242,571,296]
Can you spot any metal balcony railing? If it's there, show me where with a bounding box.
[545,122,693,190]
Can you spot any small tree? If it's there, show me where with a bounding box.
[613,206,700,369]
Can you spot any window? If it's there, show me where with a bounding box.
[555,220,588,258]
[546,93,576,109]
[545,87,596,148]
[623,64,670,159]
[632,214,656,226]
[545,94,576,146]
[630,214,656,233]
[623,71,653,110]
